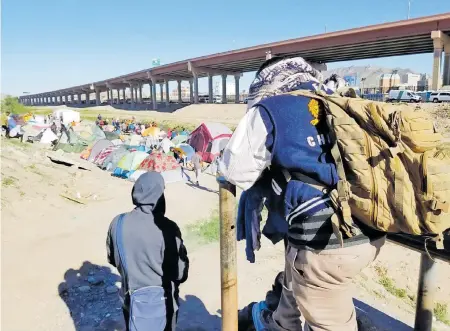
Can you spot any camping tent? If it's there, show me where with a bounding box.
[189,122,232,162]
[39,128,59,144]
[176,143,195,161]
[160,138,174,154]
[52,109,80,124]
[101,147,129,171]
[87,139,113,162]
[138,152,179,172]
[54,122,105,153]
[113,151,149,178]
[93,146,118,166]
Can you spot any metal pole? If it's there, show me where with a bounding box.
[414,252,438,331]
[218,179,238,331]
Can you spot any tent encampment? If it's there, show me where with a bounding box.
[87,139,113,162]
[189,122,232,162]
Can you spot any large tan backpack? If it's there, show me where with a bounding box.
[289,90,450,248]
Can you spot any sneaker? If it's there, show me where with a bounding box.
[252,301,270,331]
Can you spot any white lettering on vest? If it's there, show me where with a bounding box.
[307,134,331,147]
[317,134,326,145]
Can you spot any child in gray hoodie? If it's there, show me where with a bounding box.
[107,172,189,331]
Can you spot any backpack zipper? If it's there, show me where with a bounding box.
[364,132,378,225]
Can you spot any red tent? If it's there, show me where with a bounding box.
[139,152,179,172]
[189,122,232,162]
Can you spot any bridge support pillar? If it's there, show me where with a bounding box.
[431,31,450,90]
[208,74,213,103]
[151,80,157,110]
[138,84,143,104]
[159,83,164,103]
[193,74,199,104]
[177,80,182,103]
[234,75,240,104]
[95,90,100,106]
[165,80,170,106]
[189,79,194,103]
[222,74,227,104]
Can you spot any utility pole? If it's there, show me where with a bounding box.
[407,0,412,19]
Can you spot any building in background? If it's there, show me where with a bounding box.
[401,73,421,87]
[379,73,401,93]
[417,73,432,91]
[170,86,190,99]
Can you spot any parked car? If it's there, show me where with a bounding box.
[387,90,422,103]
[430,91,450,103]
[214,96,222,103]
[198,94,209,103]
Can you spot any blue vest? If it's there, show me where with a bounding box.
[256,94,339,188]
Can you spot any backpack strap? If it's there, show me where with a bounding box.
[116,213,130,294]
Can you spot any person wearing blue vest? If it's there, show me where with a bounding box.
[220,57,385,331]
[107,172,189,331]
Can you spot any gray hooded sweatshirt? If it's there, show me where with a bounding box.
[107,172,189,306]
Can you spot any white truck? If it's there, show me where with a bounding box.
[387,90,422,103]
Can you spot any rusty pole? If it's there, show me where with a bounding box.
[414,252,438,331]
[218,178,238,330]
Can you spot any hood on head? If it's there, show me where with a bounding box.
[132,172,165,211]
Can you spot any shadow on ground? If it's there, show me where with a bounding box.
[58,261,124,331]
[354,299,413,331]
[58,261,220,331]
[177,294,221,331]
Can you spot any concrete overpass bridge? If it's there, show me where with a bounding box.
[21,13,450,109]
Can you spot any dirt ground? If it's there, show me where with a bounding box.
[2,102,450,330]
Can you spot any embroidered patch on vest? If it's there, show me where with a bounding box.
[308,99,320,126]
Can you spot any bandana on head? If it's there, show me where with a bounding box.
[247,57,324,109]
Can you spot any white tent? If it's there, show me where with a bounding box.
[52,109,80,124]
[160,138,174,154]
[40,128,58,144]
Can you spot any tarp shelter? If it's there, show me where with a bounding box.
[138,152,179,172]
[87,139,113,162]
[101,147,129,171]
[142,127,160,137]
[189,122,232,162]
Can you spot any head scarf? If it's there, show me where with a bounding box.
[247,57,323,109]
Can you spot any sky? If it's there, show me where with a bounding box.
[1,0,450,96]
